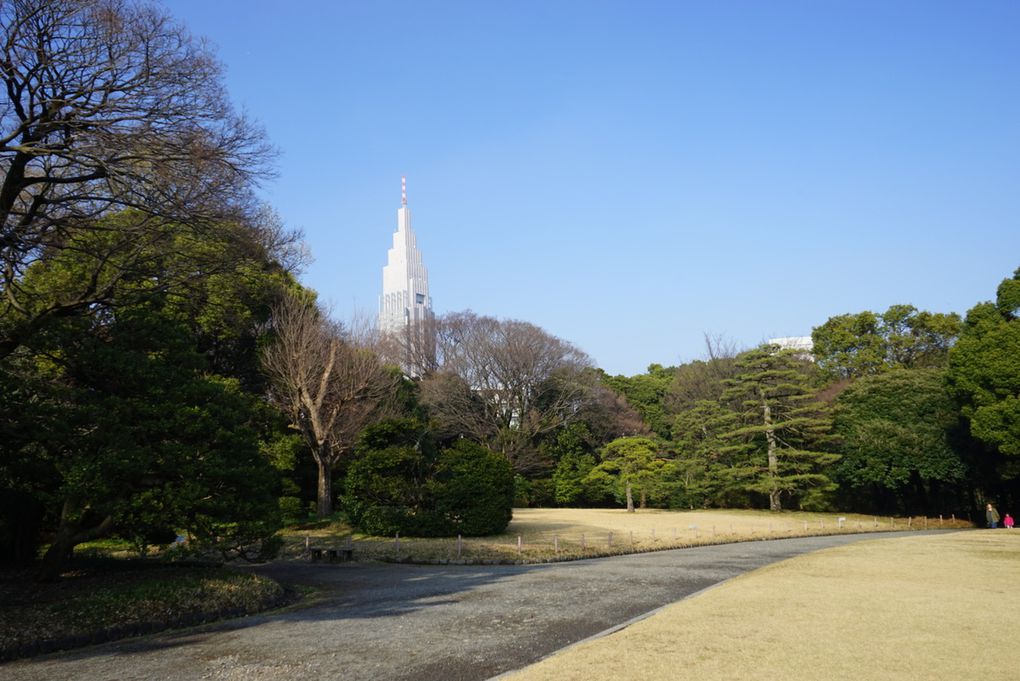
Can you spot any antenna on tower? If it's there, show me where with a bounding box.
[401,176,407,206]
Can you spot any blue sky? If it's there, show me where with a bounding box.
[162,0,1019,376]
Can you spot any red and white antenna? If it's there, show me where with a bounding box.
[401,175,407,206]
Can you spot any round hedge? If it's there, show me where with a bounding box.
[343,424,513,537]
[430,440,514,536]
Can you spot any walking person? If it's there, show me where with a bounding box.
[1004,513,1014,530]
[986,503,1001,528]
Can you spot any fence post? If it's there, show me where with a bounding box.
[517,535,522,557]
[672,527,677,540]
[939,514,944,527]
[608,532,613,548]
[457,534,462,560]
[305,535,310,553]
[554,535,559,555]
[581,533,586,550]
[395,532,400,555]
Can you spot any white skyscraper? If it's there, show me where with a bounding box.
[379,177,435,373]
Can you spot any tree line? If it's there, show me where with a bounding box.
[588,294,1020,520]
[2,1,1018,581]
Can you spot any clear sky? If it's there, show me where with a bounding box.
[161,0,1019,376]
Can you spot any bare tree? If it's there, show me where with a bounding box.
[0,0,273,358]
[420,311,595,473]
[261,293,397,517]
[377,316,438,377]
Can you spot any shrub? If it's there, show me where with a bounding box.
[343,421,513,537]
[431,441,514,536]
[343,445,428,536]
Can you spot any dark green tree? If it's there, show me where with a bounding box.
[343,420,514,536]
[600,364,675,439]
[947,268,1020,478]
[24,299,280,579]
[833,368,967,514]
[719,346,837,511]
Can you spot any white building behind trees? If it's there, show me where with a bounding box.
[379,177,435,375]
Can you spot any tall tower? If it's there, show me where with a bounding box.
[379,176,435,374]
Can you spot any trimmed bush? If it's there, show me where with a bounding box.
[343,421,513,537]
[431,441,514,536]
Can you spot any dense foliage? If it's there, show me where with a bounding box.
[343,420,514,537]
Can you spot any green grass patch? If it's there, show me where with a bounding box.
[0,565,284,660]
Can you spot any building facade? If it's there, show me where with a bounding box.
[379,176,435,374]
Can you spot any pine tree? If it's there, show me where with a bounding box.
[719,346,837,511]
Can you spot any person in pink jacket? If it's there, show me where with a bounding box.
[1005,513,1015,529]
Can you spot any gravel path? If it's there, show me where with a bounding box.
[2,531,941,681]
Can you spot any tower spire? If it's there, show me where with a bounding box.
[401,175,407,206]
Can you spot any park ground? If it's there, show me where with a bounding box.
[0,508,980,670]
[503,529,1020,681]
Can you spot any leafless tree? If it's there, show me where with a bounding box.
[667,332,744,411]
[420,311,596,473]
[0,0,273,359]
[261,293,398,517]
[377,315,438,377]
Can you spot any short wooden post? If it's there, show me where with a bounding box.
[874,517,878,527]
[395,532,400,556]
[803,521,808,531]
[305,535,310,552]
[456,534,462,559]
[939,514,944,527]
[517,535,522,556]
[908,517,913,528]
[672,527,677,540]
[924,517,928,529]
[581,533,586,550]
[629,530,634,546]
[554,535,559,555]
[608,531,613,548]
[951,514,956,522]
[651,528,655,540]
[712,525,716,537]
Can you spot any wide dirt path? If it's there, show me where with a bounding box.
[3,532,938,681]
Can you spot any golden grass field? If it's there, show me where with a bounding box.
[504,530,1020,681]
[280,507,971,563]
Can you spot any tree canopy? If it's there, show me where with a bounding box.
[811,305,961,379]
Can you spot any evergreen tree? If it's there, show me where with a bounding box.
[719,346,837,511]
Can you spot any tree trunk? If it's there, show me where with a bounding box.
[626,481,635,513]
[639,489,646,509]
[316,457,333,518]
[37,510,114,582]
[762,399,782,512]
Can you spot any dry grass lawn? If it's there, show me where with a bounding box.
[281,507,968,563]
[504,530,1020,681]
